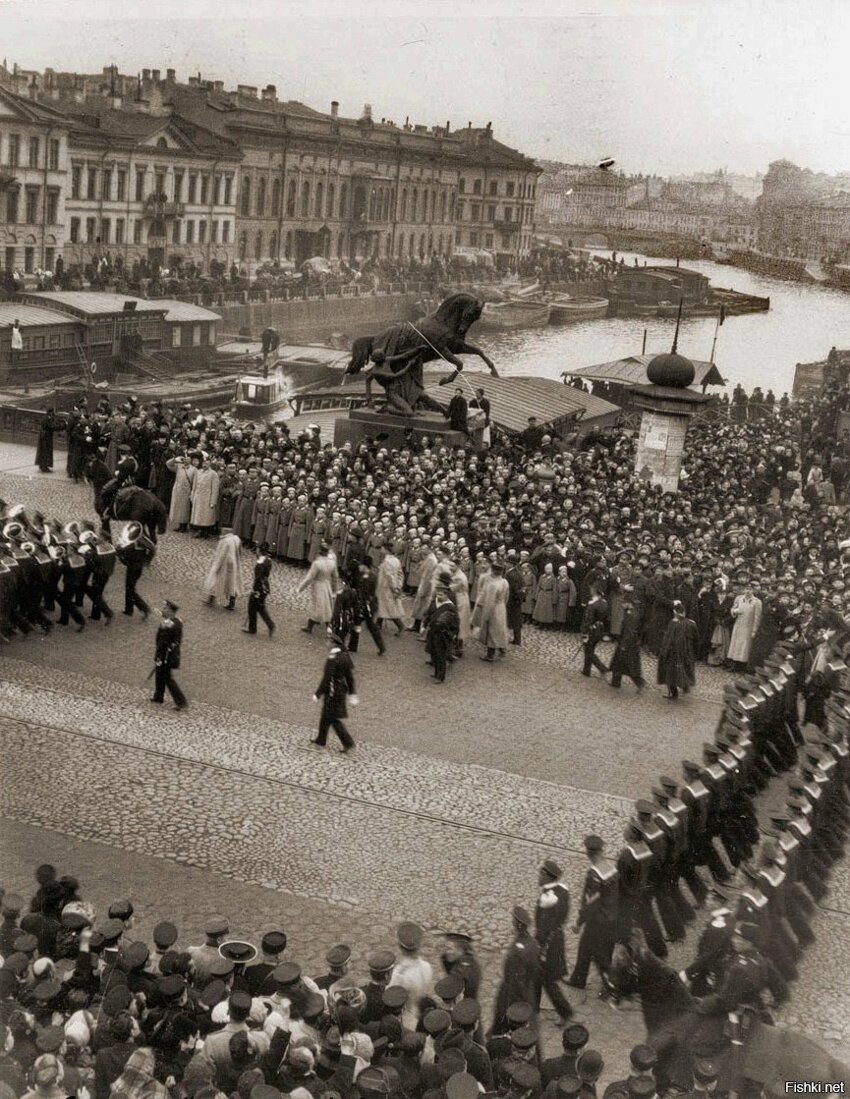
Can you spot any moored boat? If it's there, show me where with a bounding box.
[547,295,609,323]
[231,369,292,421]
[478,299,551,330]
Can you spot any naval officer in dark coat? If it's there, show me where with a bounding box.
[490,906,541,1037]
[310,631,357,753]
[535,858,573,1021]
[151,598,187,711]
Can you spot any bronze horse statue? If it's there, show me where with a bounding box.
[345,293,498,416]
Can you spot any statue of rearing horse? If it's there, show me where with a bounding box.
[345,293,498,417]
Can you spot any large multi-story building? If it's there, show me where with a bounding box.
[1,61,541,274]
[451,126,539,262]
[0,84,70,275]
[757,160,850,261]
[61,102,242,271]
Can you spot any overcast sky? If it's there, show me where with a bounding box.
[4,0,850,177]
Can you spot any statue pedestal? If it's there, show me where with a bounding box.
[334,407,482,450]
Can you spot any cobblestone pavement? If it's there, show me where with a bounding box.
[3,454,850,1062]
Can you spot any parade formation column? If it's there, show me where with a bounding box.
[631,331,710,494]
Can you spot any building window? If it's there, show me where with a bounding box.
[86,217,96,242]
[301,181,310,217]
[211,220,218,243]
[6,189,18,223]
[255,231,263,258]
[71,166,82,199]
[222,220,230,243]
[4,246,15,272]
[24,246,34,273]
[470,231,479,246]
[458,179,465,195]
[200,175,209,204]
[271,179,281,216]
[471,203,480,221]
[188,174,197,204]
[473,179,482,195]
[440,192,446,222]
[69,217,80,243]
[117,170,126,201]
[25,188,39,224]
[133,220,142,244]
[327,183,335,219]
[285,230,292,259]
[488,204,496,222]
[101,218,111,243]
[116,218,125,244]
[8,134,20,167]
[286,179,296,217]
[257,178,266,217]
[240,177,251,216]
[339,183,347,219]
[172,326,182,348]
[489,180,498,196]
[27,136,40,168]
[198,220,207,243]
[102,169,111,201]
[192,324,201,347]
[503,207,512,222]
[501,233,511,249]
[172,220,180,244]
[46,191,59,223]
[506,181,515,197]
[315,182,323,218]
[48,138,60,171]
[185,220,194,244]
[485,233,494,248]
[174,171,184,202]
[135,170,145,202]
[224,175,233,205]
[87,168,97,200]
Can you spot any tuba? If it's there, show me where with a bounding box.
[2,520,25,542]
[117,522,143,549]
[63,520,82,539]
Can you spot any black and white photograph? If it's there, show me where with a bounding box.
[3,0,850,1091]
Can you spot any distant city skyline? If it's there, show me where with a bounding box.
[3,0,849,178]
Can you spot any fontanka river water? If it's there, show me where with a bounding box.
[482,252,850,395]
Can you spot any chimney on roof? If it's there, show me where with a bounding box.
[361,103,372,121]
[142,68,150,81]
[467,121,471,129]
[166,68,176,82]
[331,100,339,119]
[212,79,224,93]
[152,69,160,82]
[446,120,450,134]
[262,84,277,102]
[237,84,258,98]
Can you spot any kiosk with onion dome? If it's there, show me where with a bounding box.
[631,304,709,493]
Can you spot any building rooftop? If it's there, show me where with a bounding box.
[154,300,221,324]
[0,303,81,329]
[566,353,724,388]
[22,292,169,319]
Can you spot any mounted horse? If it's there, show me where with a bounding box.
[108,486,168,543]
